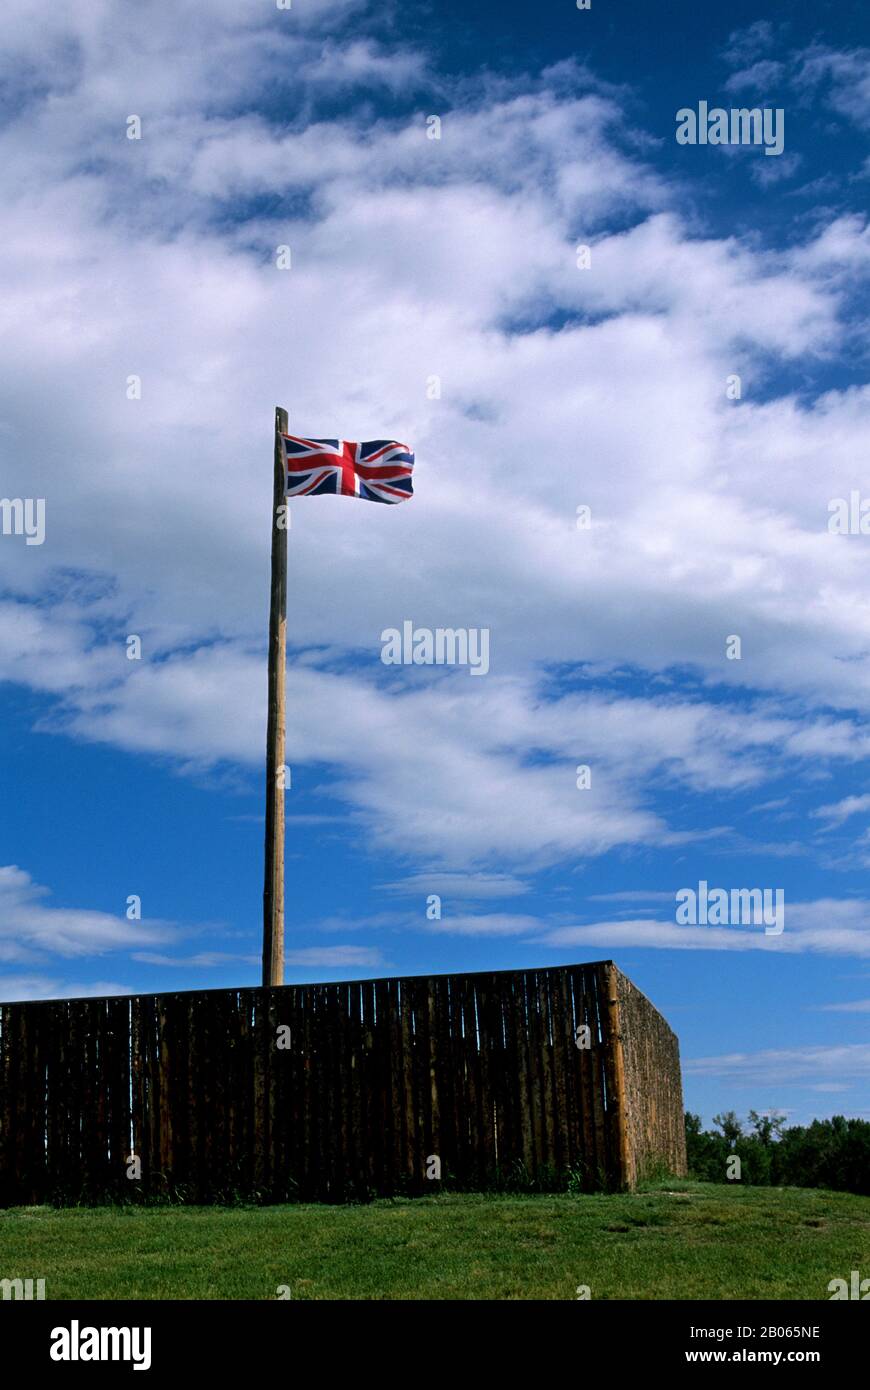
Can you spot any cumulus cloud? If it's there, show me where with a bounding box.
[0,865,175,961]
[1,4,870,914]
[32,645,870,868]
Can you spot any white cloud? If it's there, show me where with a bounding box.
[1,4,870,897]
[0,865,175,961]
[812,794,870,827]
[131,951,259,968]
[11,627,870,870]
[724,59,786,93]
[282,945,386,969]
[0,974,132,1003]
[793,45,870,129]
[380,872,531,899]
[685,1042,870,1086]
[539,898,870,956]
[423,913,544,937]
[298,894,870,955]
[723,22,779,67]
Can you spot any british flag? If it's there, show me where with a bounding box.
[282,435,414,504]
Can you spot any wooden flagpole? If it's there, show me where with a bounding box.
[263,405,289,986]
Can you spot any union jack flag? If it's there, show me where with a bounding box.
[282,435,414,504]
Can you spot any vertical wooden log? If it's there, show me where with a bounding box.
[146,996,161,1195]
[280,984,294,1199]
[0,1006,10,1204]
[169,996,187,1192]
[157,999,172,1189]
[35,1005,52,1205]
[500,973,528,1178]
[343,984,361,1200]
[458,975,479,1186]
[82,1000,100,1199]
[0,1007,6,1203]
[603,962,632,1190]
[186,993,201,1199]
[263,405,289,987]
[361,980,378,1197]
[301,984,314,1198]
[267,986,281,1200]
[543,970,558,1174]
[409,980,430,1191]
[37,1002,50,1201]
[252,989,267,1195]
[438,975,460,1184]
[287,984,303,1200]
[107,997,128,1197]
[130,996,144,1194]
[388,978,404,1194]
[22,1003,39,1204]
[326,983,344,1199]
[312,985,328,1200]
[5,1007,18,1204]
[528,971,550,1173]
[585,967,608,1183]
[227,991,243,1195]
[425,979,440,1184]
[66,1002,82,1198]
[372,978,390,1196]
[437,983,458,1185]
[491,976,511,1175]
[312,984,326,1199]
[485,975,504,1174]
[550,970,570,1176]
[569,967,594,1184]
[475,979,497,1181]
[399,980,417,1186]
[524,971,545,1176]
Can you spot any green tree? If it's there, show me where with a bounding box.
[712,1111,743,1146]
[748,1110,787,1145]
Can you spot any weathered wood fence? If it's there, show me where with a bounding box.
[0,961,685,1205]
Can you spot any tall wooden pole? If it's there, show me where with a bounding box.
[263,405,288,986]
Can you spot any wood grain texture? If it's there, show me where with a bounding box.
[262,405,289,987]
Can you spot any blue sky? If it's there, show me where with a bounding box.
[1,0,870,1129]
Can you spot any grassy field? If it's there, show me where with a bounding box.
[1,1181,868,1300]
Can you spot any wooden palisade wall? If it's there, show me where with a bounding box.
[0,961,685,1205]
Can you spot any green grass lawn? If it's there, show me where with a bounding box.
[1,1182,868,1300]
